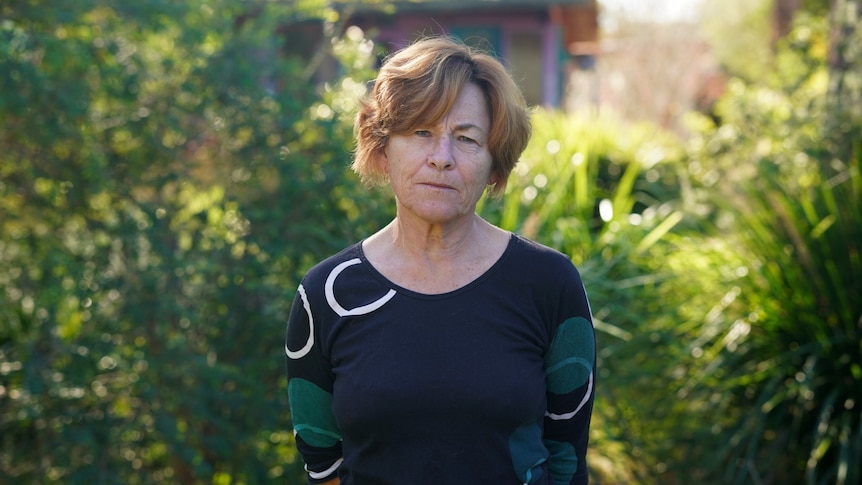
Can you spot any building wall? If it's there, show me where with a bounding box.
[349,9,565,107]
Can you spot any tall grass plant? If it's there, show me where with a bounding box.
[679,15,862,482]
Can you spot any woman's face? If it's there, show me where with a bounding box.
[381,82,494,226]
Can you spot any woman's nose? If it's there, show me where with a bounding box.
[428,135,455,170]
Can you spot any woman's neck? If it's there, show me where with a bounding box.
[362,215,510,294]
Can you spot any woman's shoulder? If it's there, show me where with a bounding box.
[300,242,365,285]
[503,234,584,284]
[509,234,576,266]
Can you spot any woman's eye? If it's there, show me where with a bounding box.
[414,130,430,137]
[459,136,477,144]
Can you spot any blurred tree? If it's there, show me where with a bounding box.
[699,0,775,82]
[0,1,386,484]
[826,0,862,161]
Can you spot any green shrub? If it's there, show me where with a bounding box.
[0,3,387,484]
[679,14,862,484]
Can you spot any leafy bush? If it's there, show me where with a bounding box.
[0,2,387,484]
[676,14,862,484]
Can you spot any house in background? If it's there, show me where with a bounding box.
[339,0,599,108]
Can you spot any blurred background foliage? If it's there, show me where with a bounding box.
[1,0,859,484]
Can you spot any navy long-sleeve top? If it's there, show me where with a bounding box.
[285,234,595,485]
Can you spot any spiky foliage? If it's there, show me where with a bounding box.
[682,13,862,483]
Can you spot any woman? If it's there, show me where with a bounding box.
[285,36,595,485]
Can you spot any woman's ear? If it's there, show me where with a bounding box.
[374,148,389,178]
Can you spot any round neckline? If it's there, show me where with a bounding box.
[357,233,518,299]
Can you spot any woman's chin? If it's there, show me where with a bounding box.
[403,202,474,226]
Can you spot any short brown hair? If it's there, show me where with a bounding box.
[352,36,531,197]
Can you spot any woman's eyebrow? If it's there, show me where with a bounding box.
[453,122,486,133]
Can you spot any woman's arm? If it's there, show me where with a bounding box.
[286,282,344,483]
[543,268,596,485]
